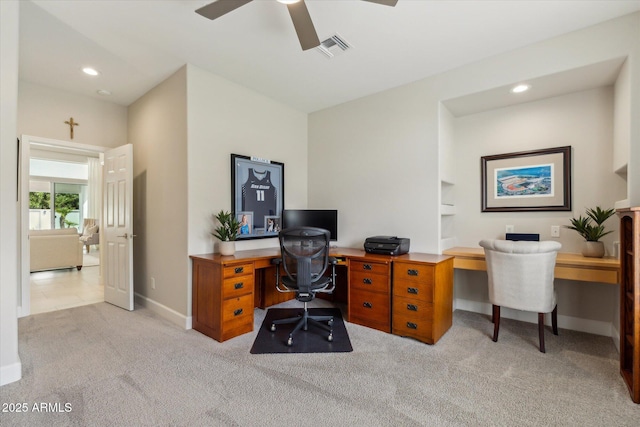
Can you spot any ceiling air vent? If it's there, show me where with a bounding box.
[316,34,351,59]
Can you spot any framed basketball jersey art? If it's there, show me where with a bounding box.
[231,154,284,240]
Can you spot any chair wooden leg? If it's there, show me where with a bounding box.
[552,305,558,335]
[538,312,546,353]
[492,305,500,342]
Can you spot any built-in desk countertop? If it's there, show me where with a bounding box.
[443,247,620,285]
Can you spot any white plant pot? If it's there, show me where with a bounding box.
[218,241,236,256]
[582,241,605,258]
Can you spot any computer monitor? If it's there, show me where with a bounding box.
[505,233,540,241]
[282,209,338,241]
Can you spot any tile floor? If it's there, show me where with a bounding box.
[30,256,103,315]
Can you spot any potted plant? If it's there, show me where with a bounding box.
[565,206,615,258]
[212,210,240,256]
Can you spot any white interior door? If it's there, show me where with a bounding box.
[103,144,134,311]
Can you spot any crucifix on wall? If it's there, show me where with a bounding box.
[64,117,79,139]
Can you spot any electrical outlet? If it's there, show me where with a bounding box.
[506,225,514,233]
[551,225,560,238]
[151,277,156,290]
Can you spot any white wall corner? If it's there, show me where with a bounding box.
[134,293,191,329]
[0,361,22,387]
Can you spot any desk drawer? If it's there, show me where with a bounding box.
[350,270,390,293]
[349,288,390,330]
[222,275,253,299]
[223,263,254,279]
[222,293,253,324]
[392,312,434,343]
[393,262,434,285]
[393,277,433,303]
[350,260,389,276]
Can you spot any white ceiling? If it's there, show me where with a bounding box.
[18,0,640,113]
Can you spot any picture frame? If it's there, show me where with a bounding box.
[481,146,571,212]
[231,154,284,240]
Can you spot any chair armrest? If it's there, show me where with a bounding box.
[328,256,338,265]
[271,258,282,266]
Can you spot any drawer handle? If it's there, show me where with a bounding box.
[234,267,244,274]
[408,269,419,276]
[363,264,372,270]
[363,302,372,309]
[407,304,418,311]
[234,282,244,290]
[407,322,418,330]
[233,308,243,316]
[407,287,419,294]
[363,278,372,285]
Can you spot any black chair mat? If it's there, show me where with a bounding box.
[250,307,353,354]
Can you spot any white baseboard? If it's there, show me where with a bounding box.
[134,293,191,330]
[455,298,615,338]
[0,361,22,386]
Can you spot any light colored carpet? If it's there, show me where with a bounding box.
[2,300,638,426]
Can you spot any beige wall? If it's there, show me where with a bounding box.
[0,0,21,386]
[126,64,308,322]
[186,64,309,257]
[451,87,623,335]
[453,87,624,253]
[309,84,440,252]
[128,66,189,319]
[308,13,639,337]
[18,81,127,148]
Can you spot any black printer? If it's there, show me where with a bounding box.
[364,236,410,256]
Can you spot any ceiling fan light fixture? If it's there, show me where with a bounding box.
[277,0,301,4]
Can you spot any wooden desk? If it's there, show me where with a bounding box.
[190,248,454,344]
[443,247,620,285]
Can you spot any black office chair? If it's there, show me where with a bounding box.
[271,227,337,346]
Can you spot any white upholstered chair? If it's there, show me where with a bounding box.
[79,218,99,252]
[479,239,562,353]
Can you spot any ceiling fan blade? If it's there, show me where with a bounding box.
[361,0,398,6]
[195,0,253,20]
[286,1,320,51]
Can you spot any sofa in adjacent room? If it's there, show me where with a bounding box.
[30,228,84,272]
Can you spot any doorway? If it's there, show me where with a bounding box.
[19,135,108,317]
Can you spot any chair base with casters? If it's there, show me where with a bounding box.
[270,300,334,347]
[492,304,558,353]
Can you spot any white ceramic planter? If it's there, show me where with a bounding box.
[582,241,605,258]
[219,241,236,256]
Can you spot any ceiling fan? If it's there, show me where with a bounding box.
[196,0,398,51]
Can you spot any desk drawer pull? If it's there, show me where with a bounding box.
[234,282,244,290]
[407,304,418,311]
[233,308,243,316]
[407,269,419,276]
[363,264,373,271]
[406,322,418,330]
[407,287,419,294]
[363,302,372,309]
[363,278,372,285]
[234,267,244,274]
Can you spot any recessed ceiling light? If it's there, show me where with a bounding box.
[511,84,530,94]
[82,67,100,76]
[97,89,111,96]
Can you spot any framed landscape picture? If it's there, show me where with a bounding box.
[231,154,284,240]
[481,146,571,212]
